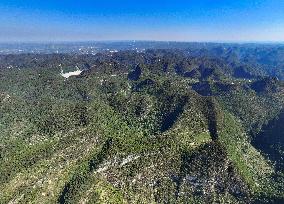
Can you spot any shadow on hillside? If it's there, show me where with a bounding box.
[160,97,188,132]
[252,111,284,171]
[206,99,218,141]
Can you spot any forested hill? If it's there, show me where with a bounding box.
[1,48,284,203]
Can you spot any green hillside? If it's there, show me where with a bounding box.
[1,50,284,203]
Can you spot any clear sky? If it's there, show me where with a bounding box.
[0,0,284,42]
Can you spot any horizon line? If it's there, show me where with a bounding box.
[1,39,284,45]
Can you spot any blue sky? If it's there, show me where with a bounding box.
[0,0,284,42]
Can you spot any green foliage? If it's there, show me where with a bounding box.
[1,50,284,203]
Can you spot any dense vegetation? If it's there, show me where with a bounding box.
[1,46,284,203]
